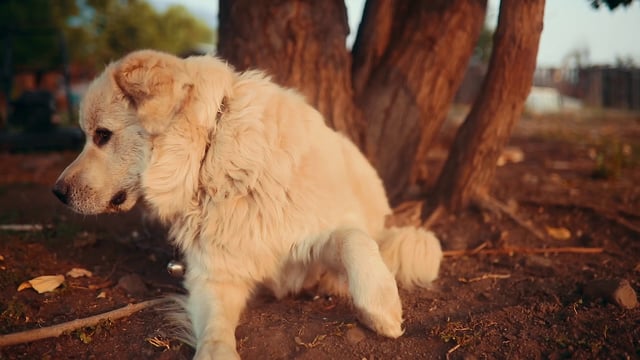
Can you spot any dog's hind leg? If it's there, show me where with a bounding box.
[318,228,404,338]
[185,278,251,360]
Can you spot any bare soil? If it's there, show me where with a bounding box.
[1,112,639,359]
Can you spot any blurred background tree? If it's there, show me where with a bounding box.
[0,0,214,71]
[589,0,634,9]
[0,0,78,70]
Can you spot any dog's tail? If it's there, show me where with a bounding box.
[376,226,443,288]
[160,294,196,347]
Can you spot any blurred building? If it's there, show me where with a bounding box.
[534,66,640,111]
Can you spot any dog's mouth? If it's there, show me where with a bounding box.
[107,190,128,212]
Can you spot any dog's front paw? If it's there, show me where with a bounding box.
[194,340,240,360]
[352,272,404,338]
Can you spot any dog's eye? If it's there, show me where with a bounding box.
[93,128,113,147]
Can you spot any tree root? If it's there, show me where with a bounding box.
[420,194,548,243]
[422,204,445,229]
[386,200,424,228]
[519,198,640,236]
[0,298,170,348]
[472,194,548,241]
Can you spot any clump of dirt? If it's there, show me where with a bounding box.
[1,113,639,359]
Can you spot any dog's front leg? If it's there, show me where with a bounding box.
[186,278,251,360]
[320,228,404,338]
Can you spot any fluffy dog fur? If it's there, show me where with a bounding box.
[53,50,442,359]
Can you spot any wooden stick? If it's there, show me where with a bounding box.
[443,246,604,257]
[423,204,445,229]
[458,273,511,283]
[446,343,462,360]
[0,298,170,347]
[0,224,44,232]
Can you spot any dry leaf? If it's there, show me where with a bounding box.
[17,282,33,291]
[546,226,571,240]
[146,336,171,350]
[67,268,93,278]
[18,275,65,293]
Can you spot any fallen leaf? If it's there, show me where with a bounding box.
[77,330,93,344]
[546,226,571,240]
[67,268,93,278]
[17,282,32,291]
[18,275,65,293]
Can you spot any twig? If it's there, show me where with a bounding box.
[446,343,462,360]
[458,273,511,283]
[0,224,45,232]
[0,298,170,347]
[443,246,604,257]
[423,204,445,228]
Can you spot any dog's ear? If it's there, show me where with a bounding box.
[113,50,192,135]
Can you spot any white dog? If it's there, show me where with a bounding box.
[53,50,442,359]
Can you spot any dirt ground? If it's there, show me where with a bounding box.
[1,111,639,359]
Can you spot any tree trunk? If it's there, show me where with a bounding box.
[430,0,545,213]
[352,0,487,203]
[218,0,363,145]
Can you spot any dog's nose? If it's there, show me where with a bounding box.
[52,181,70,205]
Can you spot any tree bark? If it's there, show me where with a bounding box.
[430,0,545,213]
[218,0,363,145]
[352,0,487,203]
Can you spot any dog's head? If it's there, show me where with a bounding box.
[53,50,193,214]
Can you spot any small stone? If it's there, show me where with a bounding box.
[117,273,147,298]
[345,326,366,345]
[583,278,638,309]
[73,231,97,248]
[522,255,556,277]
[523,255,553,268]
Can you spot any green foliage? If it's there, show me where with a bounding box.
[591,139,636,179]
[1,0,214,71]
[88,0,213,63]
[0,0,79,70]
[0,298,28,333]
[71,319,114,344]
[589,0,635,10]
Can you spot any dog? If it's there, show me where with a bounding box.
[53,49,442,359]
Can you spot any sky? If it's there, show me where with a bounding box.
[149,0,640,68]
